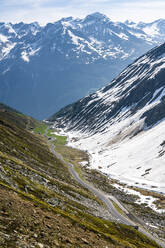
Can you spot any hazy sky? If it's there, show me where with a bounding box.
[0,0,164,24]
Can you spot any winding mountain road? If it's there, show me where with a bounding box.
[46,131,165,248]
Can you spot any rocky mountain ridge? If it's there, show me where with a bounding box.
[0,13,165,119]
[49,42,165,194]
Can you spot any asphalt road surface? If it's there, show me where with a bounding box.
[47,131,165,248]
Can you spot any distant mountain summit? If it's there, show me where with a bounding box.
[49,42,165,193]
[0,13,165,119]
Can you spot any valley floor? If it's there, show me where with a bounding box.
[0,108,164,248]
[50,127,165,242]
[61,120,165,195]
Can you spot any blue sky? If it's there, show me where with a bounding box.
[0,0,164,24]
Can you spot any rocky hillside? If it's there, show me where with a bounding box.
[0,103,161,248]
[0,13,165,119]
[49,42,165,194]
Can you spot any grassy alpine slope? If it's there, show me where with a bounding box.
[0,103,161,248]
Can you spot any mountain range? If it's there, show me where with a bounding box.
[0,13,165,119]
[1,13,165,246]
[49,42,165,195]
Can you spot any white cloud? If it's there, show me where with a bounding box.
[0,0,164,24]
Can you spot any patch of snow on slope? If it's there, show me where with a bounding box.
[21,51,29,62]
[113,184,164,213]
[143,24,159,37]
[115,32,129,40]
[21,47,40,62]
[0,34,8,43]
[29,47,40,56]
[148,87,164,104]
[4,24,17,35]
[128,31,155,44]
[79,161,88,166]
[149,87,165,104]
[65,109,165,194]
[62,21,74,29]
[1,43,16,58]
[129,31,145,39]
[149,62,165,79]
[68,30,128,59]
[2,68,10,75]
[68,30,80,45]
[68,30,98,56]
[124,54,165,81]
[90,37,103,47]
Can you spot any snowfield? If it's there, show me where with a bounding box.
[54,119,165,214]
[51,44,165,197]
[62,117,165,195]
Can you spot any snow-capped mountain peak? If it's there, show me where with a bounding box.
[0,13,165,120]
[124,20,136,26]
[84,12,110,22]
